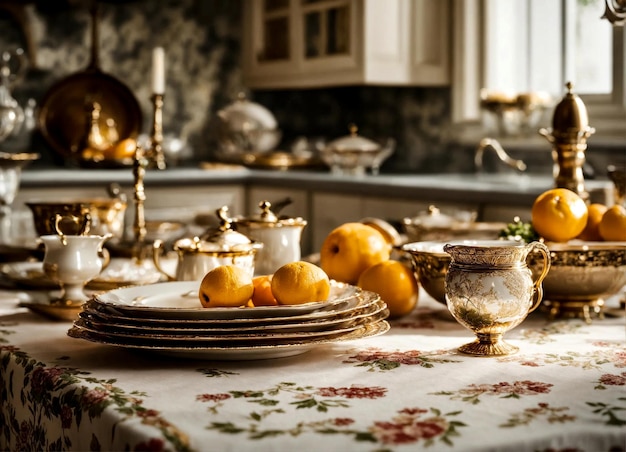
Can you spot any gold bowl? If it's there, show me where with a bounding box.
[528,241,626,322]
[401,241,451,305]
[26,199,127,238]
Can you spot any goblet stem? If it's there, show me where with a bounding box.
[0,204,11,244]
[54,282,89,306]
[458,332,519,356]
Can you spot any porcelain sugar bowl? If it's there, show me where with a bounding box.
[444,240,551,357]
[234,200,307,275]
[153,206,262,281]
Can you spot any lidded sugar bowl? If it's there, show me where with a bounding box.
[320,124,395,176]
[153,206,262,281]
[234,200,307,275]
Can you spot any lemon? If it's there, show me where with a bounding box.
[598,205,626,241]
[271,261,330,305]
[198,265,254,308]
[531,188,588,242]
[357,260,418,318]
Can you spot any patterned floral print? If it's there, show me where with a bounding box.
[1,293,625,451]
[343,347,461,371]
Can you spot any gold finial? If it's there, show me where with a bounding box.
[348,123,358,136]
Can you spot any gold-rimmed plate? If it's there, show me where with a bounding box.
[92,280,360,320]
[79,297,387,335]
[67,319,390,360]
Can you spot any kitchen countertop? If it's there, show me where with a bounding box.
[18,166,615,206]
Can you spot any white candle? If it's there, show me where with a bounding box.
[152,47,165,94]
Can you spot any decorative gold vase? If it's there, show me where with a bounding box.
[444,240,551,356]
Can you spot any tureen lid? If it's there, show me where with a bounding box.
[175,206,258,253]
[326,124,380,153]
[235,200,307,228]
[217,92,278,132]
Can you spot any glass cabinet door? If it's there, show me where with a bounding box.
[259,0,290,62]
[302,0,350,59]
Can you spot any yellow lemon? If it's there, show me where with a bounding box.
[531,188,588,242]
[598,205,626,241]
[357,260,419,318]
[320,222,391,284]
[577,203,608,241]
[271,261,331,305]
[198,265,253,308]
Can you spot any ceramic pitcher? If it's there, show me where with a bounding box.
[235,200,307,275]
[443,240,551,356]
[41,233,111,305]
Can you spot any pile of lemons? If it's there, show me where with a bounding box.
[197,221,419,319]
[531,188,626,242]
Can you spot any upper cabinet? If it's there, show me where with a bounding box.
[242,0,451,89]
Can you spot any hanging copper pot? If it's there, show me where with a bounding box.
[37,3,142,167]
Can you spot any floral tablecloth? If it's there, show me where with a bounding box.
[1,288,625,452]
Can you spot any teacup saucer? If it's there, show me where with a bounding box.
[20,300,83,321]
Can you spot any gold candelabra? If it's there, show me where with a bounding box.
[131,93,167,261]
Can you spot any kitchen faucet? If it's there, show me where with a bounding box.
[474,137,527,173]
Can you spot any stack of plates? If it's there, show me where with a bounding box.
[68,281,390,360]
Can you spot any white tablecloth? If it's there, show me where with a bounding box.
[1,288,625,452]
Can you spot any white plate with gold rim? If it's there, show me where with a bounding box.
[67,320,390,360]
[79,298,388,336]
[84,287,379,327]
[72,307,389,343]
[92,280,360,320]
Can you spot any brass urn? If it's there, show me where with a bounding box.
[539,82,595,201]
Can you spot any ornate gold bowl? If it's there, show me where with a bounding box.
[528,242,626,322]
[401,241,450,305]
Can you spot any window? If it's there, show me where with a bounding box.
[452,0,626,137]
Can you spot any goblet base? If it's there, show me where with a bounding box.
[458,333,519,356]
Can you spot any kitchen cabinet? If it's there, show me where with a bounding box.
[242,0,451,89]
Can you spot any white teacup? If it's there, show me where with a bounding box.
[40,233,111,306]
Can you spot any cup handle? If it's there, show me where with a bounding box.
[152,239,176,281]
[527,241,551,313]
[98,234,113,270]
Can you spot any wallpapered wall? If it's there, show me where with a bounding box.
[0,0,467,172]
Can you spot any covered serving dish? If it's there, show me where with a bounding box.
[320,124,395,176]
[153,206,262,281]
[216,92,281,157]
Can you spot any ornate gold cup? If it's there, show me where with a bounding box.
[444,240,551,356]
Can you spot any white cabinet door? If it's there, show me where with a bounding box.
[242,0,451,89]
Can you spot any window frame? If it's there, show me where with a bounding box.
[451,0,626,138]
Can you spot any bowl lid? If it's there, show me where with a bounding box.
[326,124,380,153]
[217,92,278,132]
[236,200,307,227]
[175,206,258,253]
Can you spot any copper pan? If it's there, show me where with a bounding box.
[37,3,141,167]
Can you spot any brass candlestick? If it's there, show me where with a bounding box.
[146,93,166,170]
[539,82,595,202]
[129,93,167,261]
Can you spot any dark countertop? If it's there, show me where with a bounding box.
[19,166,614,206]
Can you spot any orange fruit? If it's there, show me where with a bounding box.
[531,188,588,242]
[320,222,391,284]
[577,203,608,241]
[109,138,137,160]
[357,260,419,318]
[271,261,331,305]
[251,275,278,306]
[598,205,626,241]
[198,265,254,308]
